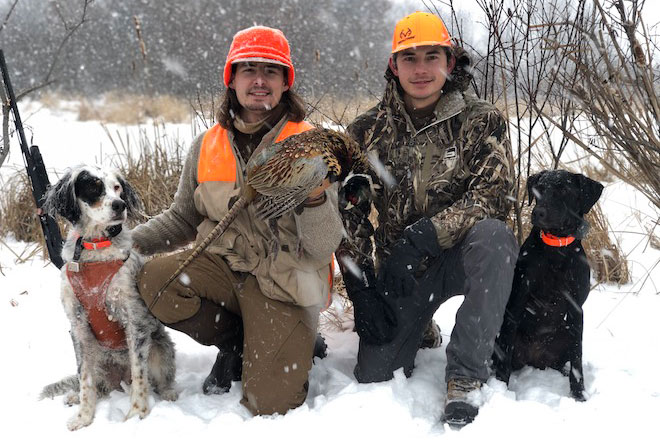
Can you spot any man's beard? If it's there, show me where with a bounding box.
[244,102,273,112]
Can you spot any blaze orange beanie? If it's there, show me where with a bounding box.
[223,26,295,87]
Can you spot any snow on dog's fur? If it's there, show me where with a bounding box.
[39,165,177,431]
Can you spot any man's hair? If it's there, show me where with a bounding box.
[216,65,306,129]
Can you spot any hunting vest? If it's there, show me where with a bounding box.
[196,120,334,307]
[66,260,128,350]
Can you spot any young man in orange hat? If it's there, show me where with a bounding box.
[337,12,518,426]
[133,25,342,416]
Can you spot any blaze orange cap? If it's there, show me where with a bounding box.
[223,26,295,87]
[392,12,452,53]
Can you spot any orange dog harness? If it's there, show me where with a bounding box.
[66,260,128,350]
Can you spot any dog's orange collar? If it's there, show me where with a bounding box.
[540,230,575,247]
[82,238,112,250]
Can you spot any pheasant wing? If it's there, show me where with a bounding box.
[248,153,328,220]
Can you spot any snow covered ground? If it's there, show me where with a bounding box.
[1,103,659,439]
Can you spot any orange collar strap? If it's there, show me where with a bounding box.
[540,230,575,247]
[82,238,112,250]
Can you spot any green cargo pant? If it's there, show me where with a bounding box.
[137,249,320,415]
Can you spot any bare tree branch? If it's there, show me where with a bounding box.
[0,0,19,37]
[1,0,93,167]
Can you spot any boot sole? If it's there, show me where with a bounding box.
[443,401,478,428]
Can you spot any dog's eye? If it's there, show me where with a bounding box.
[114,184,121,192]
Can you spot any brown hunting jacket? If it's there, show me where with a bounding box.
[340,58,514,269]
[133,115,343,308]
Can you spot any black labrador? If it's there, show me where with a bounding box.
[492,170,604,401]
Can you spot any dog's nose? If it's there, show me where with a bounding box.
[112,199,126,213]
[534,206,547,219]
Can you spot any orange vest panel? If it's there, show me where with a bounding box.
[275,121,314,143]
[198,125,237,183]
[198,121,314,183]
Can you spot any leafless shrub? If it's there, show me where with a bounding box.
[539,0,660,210]
[1,0,94,168]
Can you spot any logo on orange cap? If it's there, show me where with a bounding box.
[392,12,452,53]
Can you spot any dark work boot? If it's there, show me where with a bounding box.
[420,319,442,349]
[443,377,482,428]
[313,333,327,359]
[202,348,243,395]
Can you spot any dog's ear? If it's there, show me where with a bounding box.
[576,173,604,214]
[43,170,81,224]
[526,171,547,204]
[117,175,144,221]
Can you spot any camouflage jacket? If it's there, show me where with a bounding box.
[339,76,514,269]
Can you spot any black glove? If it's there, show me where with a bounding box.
[342,262,398,345]
[380,217,441,298]
[339,175,371,215]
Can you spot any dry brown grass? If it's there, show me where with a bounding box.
[649,231,660,251]
[78,93,191,125]
[0,171,69,263]
[0,172,42,242]
[103,124,186,221]
[320,273,354,332]
[36,91,191,125]
[583,204,631,285]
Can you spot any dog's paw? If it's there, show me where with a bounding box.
[571,388,587,402]
[67,411,93,431]
[159,388,179,402]
[125,400,150,420]
[64,391,80,406]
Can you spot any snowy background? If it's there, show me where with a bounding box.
[2,0,660,438]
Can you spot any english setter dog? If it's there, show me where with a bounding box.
[39,165,177,430]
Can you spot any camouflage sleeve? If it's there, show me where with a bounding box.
[430,108,514,249]
[335,117,377,271]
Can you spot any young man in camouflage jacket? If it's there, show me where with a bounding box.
[337,12,519,426]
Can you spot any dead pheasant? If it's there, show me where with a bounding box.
[248,128,368,219]
[149,127,369,311]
